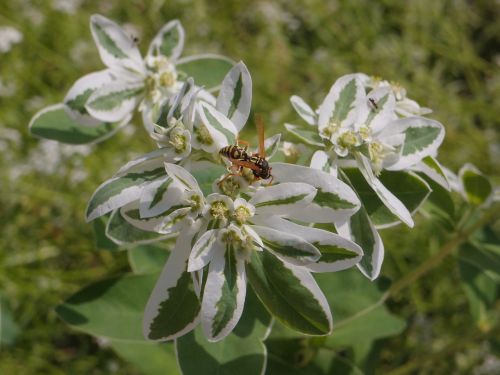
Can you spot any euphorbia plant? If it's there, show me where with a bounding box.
[27,13,496,375]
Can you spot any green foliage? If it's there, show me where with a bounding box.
[29,104,123,144]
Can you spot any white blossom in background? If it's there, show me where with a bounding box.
[63,14,231,128]
[0,79,16,97]
[51,0,82,14]
[0,26,23,53]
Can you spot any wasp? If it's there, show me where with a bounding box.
[218,115,273,184]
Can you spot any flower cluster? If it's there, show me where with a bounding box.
[31,13,449,346]
[62,14,232,132]
[85,62,369,342]
[287,73,447,279]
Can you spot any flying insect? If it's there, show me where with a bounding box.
[218,116,273,184]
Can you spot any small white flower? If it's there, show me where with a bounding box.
[0,26,23,53]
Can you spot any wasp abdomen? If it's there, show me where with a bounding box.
[219,145,248,160]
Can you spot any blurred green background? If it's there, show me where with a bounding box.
[0,0,498,374]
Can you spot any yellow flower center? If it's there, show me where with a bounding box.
[338,131,358,148]
[210,201,229,220]
[195,124,213,145]
[321,121,340,138]
[234,206,252,224]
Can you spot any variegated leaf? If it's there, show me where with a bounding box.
[355,153,414,227]
[90,14,144,73]
[86,167,165,221]
[257,216,362,272]
[201,246,247,342]
[290,95,317,125]
[385,117,445,171]
[147,19,184,61]
[360,87,397,133]
[342,167,431,228]
[412,156,450,191]
[64,70,114,126]
[86,81,143,123]
[336,206,384,281]
[198,102,237,148]
[188,230,220,272]
[139,176,185,218]
[317,74,365,131]
[115,148,170,176]
[246,250,332,335]
[29,103,128,145]
[263,133,281,159]
[285,123,324,147]
[106,209,168,246]
[216,61,252,132]
[251,225,321,266]
[249,182,316,215]
[271,163,360,223]
[143,226,201,341]
[164,162,200,192]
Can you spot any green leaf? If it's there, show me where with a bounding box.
[29,104,123,144]
[55,273,180,374]
[419,173,455,224]
[106,209,166,245]
[343,168,431,227]
[176,288,271,375]
[317,269,406,347]
[285,123,324,147]
[1,295,20,346]
[459,164,493,206]
[191,165,226,196]
[128,245,170,274]
[266,341,364,375]
[92,215,121,251]
[458,242,500,330]
[109,340,180,375]
[55,273,157,341]
[177,55,234,90]
[349,204,382,280]
[246,250,332,335]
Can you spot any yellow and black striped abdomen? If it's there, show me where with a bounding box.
[219,145,248,160]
